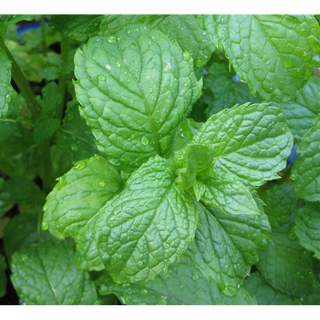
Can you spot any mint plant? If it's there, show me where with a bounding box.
[0,14,320,305]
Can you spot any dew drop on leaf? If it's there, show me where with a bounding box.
[5,94,11,103]
[99,181,106,187]
[41,221,49,230]
[183,51,190,61]
[107,36,117,44]
[68,298,74,304]
[74,162,86,171]
[141,136,149,145]
[98,75,106,81]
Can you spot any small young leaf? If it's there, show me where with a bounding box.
[11,241,100,305]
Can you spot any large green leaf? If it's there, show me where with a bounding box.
[75,156,199,284]
[186,198,270,297]
[273,76,320,142]
[96,256,256,305]
[260,183,299,227]
[295,202,320,260]
[74,25,202,173]
[291,115,320,201]
[193,102,293,187]
[43,154,123,239]
[243,272,301,305]
[11,241,100,305]
[257,221,319,297]
[210,15,320,102]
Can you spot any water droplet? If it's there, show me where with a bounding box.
[138,261,143,266]
[5,94,11,103]
[192,274,199,280]
[74,162,86,171]
[183,51,190,61]
[66,285,72,292]
[98,75,106,81]
[149,87,153,94]
[36,294,41,301]
[142,289,148,294]
[68,298,74,304]
[179,284,184,289]
[99,181,105,187]
[107,36,117,44]
[41,221,49,230]
[105,64,111,70]
[141,136,149,145]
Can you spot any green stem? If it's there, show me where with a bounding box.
[0,41,39,117]
[56,37,69,120]
[40,15,47,57]
[39,139,52,194]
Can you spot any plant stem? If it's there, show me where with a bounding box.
[40,15,47,57]
[39,139,52,194]
[56,37,69,120]
[0,41,39,117]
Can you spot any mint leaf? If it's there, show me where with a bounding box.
[295,202,320,259]
[243,272,301,305]
[273,76,320,142]
[96,256,256,305]
[50,15,102,42]
[291,115,320,201]
[100,15,215,68]
[257,221,319,297]
[193,102,293,186]
[0,15,34,38]
[11,241,100,305]
[212,15,320,101]
[0,128,40,179]
[0,48,15,118]
[74,25,202,173]
[186,198,270,296]
[199,168,259,216]
[0,178,14,218]
[39,81,61,117]
[260,184,299,227]
[43,154,123,239]
[203,62,261,116]
[76,156,199,284]
[57,101,99,162]
[33,115,60,143]
[0,253,6,298]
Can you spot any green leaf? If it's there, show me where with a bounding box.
[0,253,7,298]
[100,15,215,68]
[3,213,64,264]
[203,62,261,117]
[273,76,320,142]
[11,241,100,305]
[74,25,202,173]
[43,154,123,240]
[213,15,320,101]
[0,15,34,38]
[257,221,319,297]
[0,48,15,118]
[0,127,40,179]
[76,156,199,284]
[40,81,61,117]
[243,272,301,305]
[199,168,259,216]
[260,183,299,227]
[0,178,14,218]
[96,256,256,305]
[295,202,320,260]
[57,101,99,162]
[33,115,60,143]
[173,143,214,191]
[186,198,270,296]
[291,115,320,201]
[193,102,293,186]
[50,15,103,42]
